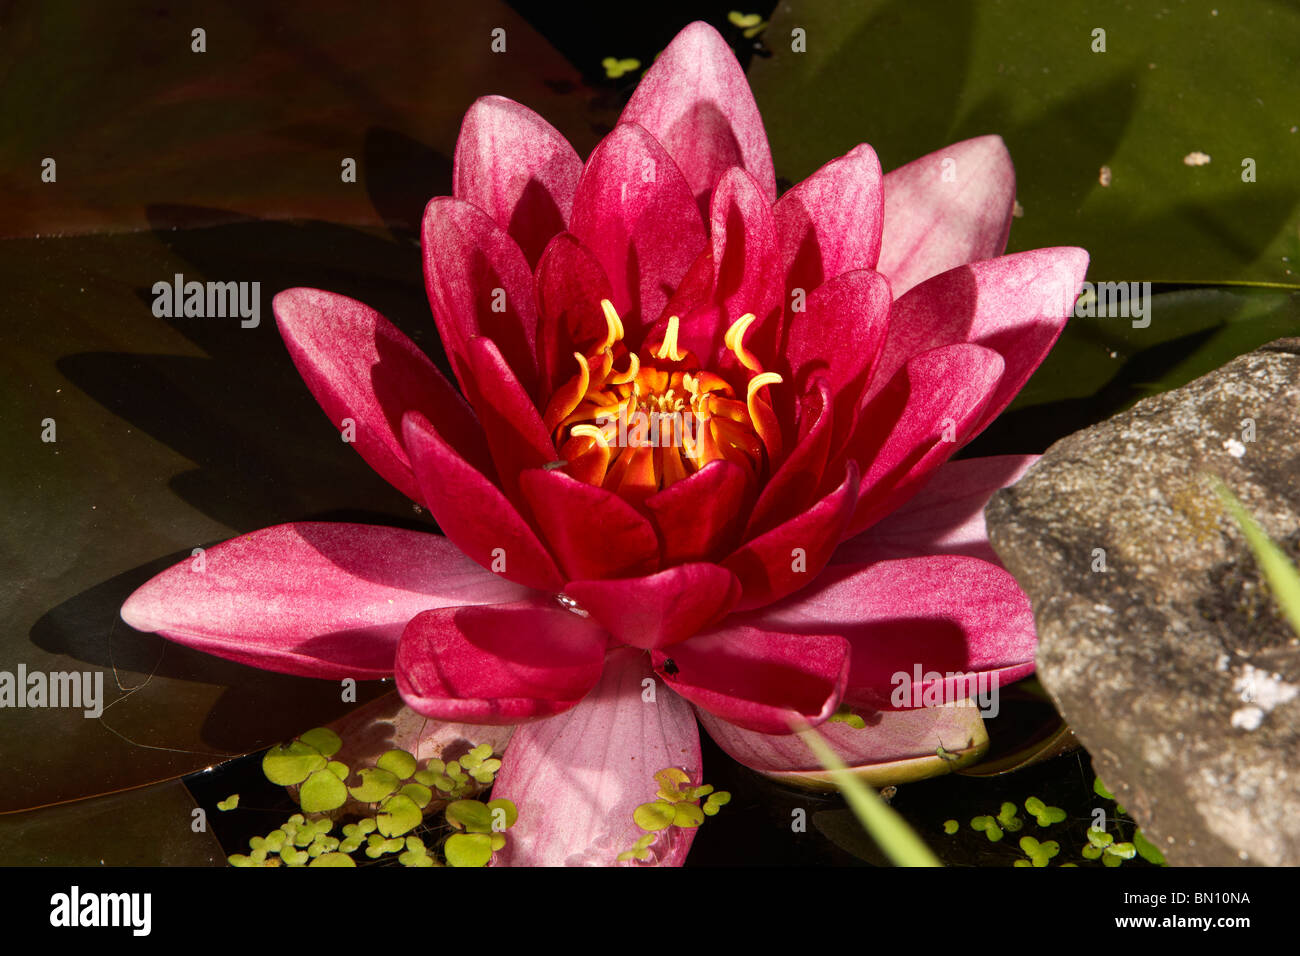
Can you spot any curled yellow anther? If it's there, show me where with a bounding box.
[723,313,761,372]
[746,372,783,409]
[609,351,640,385]
[570,424,610,448]
[599,299,625,352]
[655,316,684,362]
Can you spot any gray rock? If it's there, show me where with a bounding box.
[986,338,1300,866]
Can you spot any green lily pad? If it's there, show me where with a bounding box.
[750,0,1300,288]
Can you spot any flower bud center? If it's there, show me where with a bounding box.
[542,301,783,503]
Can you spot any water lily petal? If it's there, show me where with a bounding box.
[519,467,660,581]
[453,95,582,268]
[878,135,1017,297]
[422,196,540,395]
[461,336,556,503]
[121,523,531,679]
[705,166,781,364]
[724,461,859,611]
[620,20,776,209]
[843,343,1004,538]
[490,648,701,866]
[569,122,706,340]
[535,232,615,396]
[832,455,1038,566]
[749,557,1037,711]
[396,599,608,722]
[774,143,884,297]
[639,460,746,565]
[697,700,989,787]
[780,267,891,449]
[402,411,565,592]
[273,288,482,505]
[565,563,741,649]
[870,248,1089,438]
[747,377,834,539]
[652,626,849,735]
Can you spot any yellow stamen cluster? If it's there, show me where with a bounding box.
[542,300,782,501]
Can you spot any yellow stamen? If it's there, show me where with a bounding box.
[599,299,625,351]
[570,423,610,447]
[723,312,761,372]
[655,315,684,362]
[609,351,640,385]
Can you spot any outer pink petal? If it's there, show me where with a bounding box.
[877,135,1017,298]
[775,144,884,296]
[395,599,608,722]
[565,563,741,649]
[273,288,483,505]
[748,557,1037,711]
[651,626,849,735]
[120,523,531,680]
[620,20,776,208]
[870,248,1089,438]
[568,122,706,339]
[842,343,1004,538]
[519,468,660,581]
[402,411,565,592]
[490,647,702,866]
[724,461,859,612]
[832,454,1038,566]
[643,459,749,564]
[453,95,582,268]
[421,196,540,395]
[697,700,987,776]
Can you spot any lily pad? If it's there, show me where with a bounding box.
[750,0,1300,288]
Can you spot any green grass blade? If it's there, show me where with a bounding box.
[1211,479,1300,635]
[795,723,942,867]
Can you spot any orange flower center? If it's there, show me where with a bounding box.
[543,301,783,503]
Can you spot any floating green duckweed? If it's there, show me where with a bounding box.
[349,767,401,803]
[377,749,417,780]
[233,730,509,867]
[300,768,348,812]
[970,816,1004,842]
[601,56,641,79]
[1023,796,1067,827]
[1018,837,1060,867]
[216,794,239,811]
[445,832,493,867]
[376,794,422,837]
[262,741,326,786]
[997,802,1024,832]
[828,706,867,730]
[298,727,343,757]
[621,768,729,861]
[943,819,959,835]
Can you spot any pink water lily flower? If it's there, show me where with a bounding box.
[121,21,1086,865]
